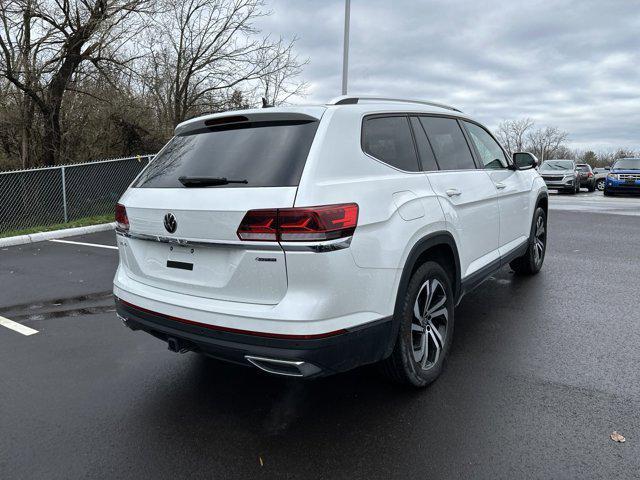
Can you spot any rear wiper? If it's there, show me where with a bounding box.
[178,176,248,187]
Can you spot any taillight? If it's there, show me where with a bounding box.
[588,172,593,177]
[237,209,278,241]
[237,203,358,242]
[115,203,129,233]
[279,204,358,241]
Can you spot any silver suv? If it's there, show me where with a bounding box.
[539,159,580,193]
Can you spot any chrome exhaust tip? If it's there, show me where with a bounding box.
[117,313,131,328]
[245,355,321,378]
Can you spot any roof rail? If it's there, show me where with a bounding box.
[327,95,462,113]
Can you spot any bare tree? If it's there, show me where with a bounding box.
[552,145,575,160]
[596,148,636,167]
[0,77,20,164]
[579,150,598,166]
[0,0,153,165]
[143,0,306,129]
[526,126,568,162]
[613,148,636,160]
[0,0,39,167]
[495,118,534,156]
[258,37,308,106]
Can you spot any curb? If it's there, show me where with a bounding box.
[0,222,116,248]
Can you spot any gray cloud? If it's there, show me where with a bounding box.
[258,0,640,150]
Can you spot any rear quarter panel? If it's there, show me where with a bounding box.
[296,108,448,269]
[294,108,451,316]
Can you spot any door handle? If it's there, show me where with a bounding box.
[445,188,462,197]
[495,182,506,189]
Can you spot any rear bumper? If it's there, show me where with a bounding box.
[115,297,392,377]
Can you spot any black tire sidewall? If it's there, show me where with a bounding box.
[511,206,547,275]
[396,261,455,387]
[527,207,546,272]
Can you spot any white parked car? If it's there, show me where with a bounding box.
[114,96,548,387]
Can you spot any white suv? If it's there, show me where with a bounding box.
[114,96,548,386]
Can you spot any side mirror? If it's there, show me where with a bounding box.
[513,152,538,170]
[605,166,611,170]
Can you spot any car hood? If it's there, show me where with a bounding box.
[540,170,573,175]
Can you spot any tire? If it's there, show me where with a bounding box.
[604,189,613,196]
[510,206,547,275]
[568,185,576,194]
[596,179,605,191]
[588,181,595,192]
[380,261,455,387]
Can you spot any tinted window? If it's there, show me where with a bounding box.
[134,120,319,188]
[463,121,508,169]
[362,116,420,171]
[409,117,439,171]
[419,117,476,170]
[576,164,591,172]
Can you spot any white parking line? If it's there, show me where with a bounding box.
[49,239,118,250]
[549,192,640,217]
[0,316,38,336]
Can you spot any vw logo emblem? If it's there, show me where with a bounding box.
[164,213,177,233]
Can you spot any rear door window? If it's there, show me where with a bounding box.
[462,121,508,169]
[418,116,476,170]
[409,116,439,171]
[362,116,420,172]
[134,120,319,188]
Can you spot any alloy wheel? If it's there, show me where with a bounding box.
[411,278,448,370]
[533,215,546,266]
[596,179,605,191]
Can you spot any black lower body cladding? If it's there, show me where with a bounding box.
[115,297,392,378]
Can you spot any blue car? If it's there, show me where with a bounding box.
[604,158,640,196]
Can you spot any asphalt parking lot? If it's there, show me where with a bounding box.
[2,191,640,479]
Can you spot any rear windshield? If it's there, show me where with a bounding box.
[134,120,319,188]
[576,165,591,172]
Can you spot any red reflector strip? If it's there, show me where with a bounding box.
[117,299,347,340]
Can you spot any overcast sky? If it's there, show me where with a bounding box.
[259,0,640,151]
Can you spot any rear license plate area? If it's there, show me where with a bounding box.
[167,245,196,271]
[167,260,193,271]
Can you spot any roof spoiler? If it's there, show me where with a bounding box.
[174,112,318,136]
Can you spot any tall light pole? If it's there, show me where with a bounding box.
[342,0,351,95]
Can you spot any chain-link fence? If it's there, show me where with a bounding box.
[0,155,153,235]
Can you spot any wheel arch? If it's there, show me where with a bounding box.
[535,190,548,215]
[383,231,461,358]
